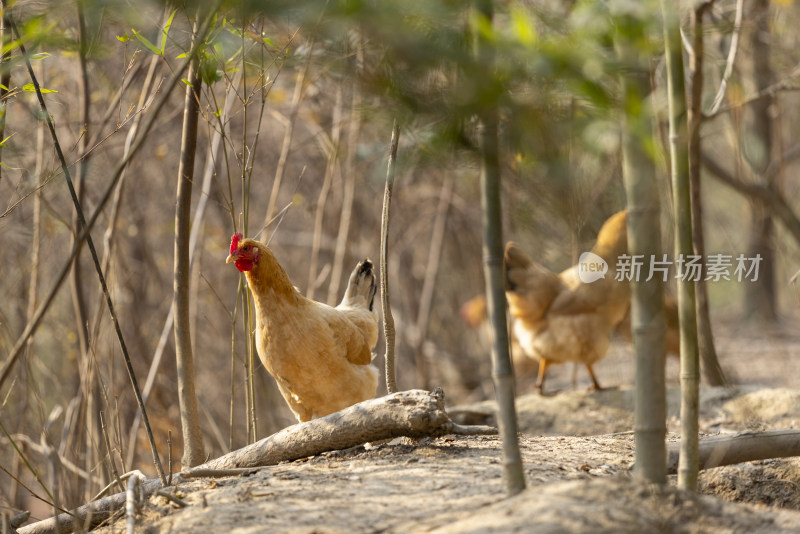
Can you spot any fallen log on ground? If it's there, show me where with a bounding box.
[18,389,494,534]
[666,429,800,474]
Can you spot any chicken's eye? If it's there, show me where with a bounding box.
[243,245,249,251]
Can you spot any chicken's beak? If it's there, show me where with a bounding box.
[226,253,236,264]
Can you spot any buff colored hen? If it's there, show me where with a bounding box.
[505,211,630,393]
[227,233,379,422]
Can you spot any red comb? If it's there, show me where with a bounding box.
[230,233,243,255]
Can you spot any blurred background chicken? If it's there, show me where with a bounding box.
[504,211,631,394]
[459,294,540,382]
[615,293,681,358]
[227,233,379,422]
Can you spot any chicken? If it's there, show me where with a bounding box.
[226,233,379,422]
[459,294,539,380]
[615,292,681,358]
[460,290,680,389]
[505,211,630,394]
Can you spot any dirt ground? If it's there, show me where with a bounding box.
[84,329,800,533]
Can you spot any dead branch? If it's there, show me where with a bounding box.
[666,429,800,474]
[705,0,742,116]
[17,390,495,534]
[197,389,482,470]
[701,153,800,247]
[179,467,261,479]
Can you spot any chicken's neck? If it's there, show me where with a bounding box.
[243,251,298,307]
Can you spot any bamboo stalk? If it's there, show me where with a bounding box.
[474,0,525,496]
[616,7,667,485]
[660,0,700,491]
[689,3,727,388]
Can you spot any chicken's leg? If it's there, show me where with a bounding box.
[535,358,550,394]
[585,364,603,391]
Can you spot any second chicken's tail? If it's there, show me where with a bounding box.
[341,259,377,311]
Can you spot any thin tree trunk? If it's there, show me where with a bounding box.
[74,2,110,503]
[264,64,307,227]
[475,0,525,496]
[17,117,46,511]
[307,86,342,301]
[661,0,700,491]
[68,22,91,500]
[70,0,91,362]
[328,38,363,306]
[381,121,400,394]
[126,61,233,469]
[173,18,205,468]
[689,4,727,387]
[743,0,777,322]
[413,176,454,390]
[617,7,667,485]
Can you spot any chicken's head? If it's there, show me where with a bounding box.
[226,232,260,272]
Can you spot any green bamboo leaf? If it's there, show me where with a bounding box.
[160,10,176,55]
[22,83,57,94]
[131,29,161,56]
[0,132,16,146]
[510,6,536,47]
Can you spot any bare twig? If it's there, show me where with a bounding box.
[701,153,800,247]
[154,490,188,508]
[167,431,173,487]
[179,467,261,479]
[704,64,800,121]
[307,86,342,300]
[125,474,143,534]
[381,121,400,394]
[99,413,124,495]
[2,434,102,486]
[92,471,146,502]
[0,5,221,486]
[706,0,742,115]
[327,49,363,306]
[0,1,10,186]
[93,51,161,342]
[264,58,309,226]
[0,420,62,514]
[412,176,454,389]
[13,13,176,485]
